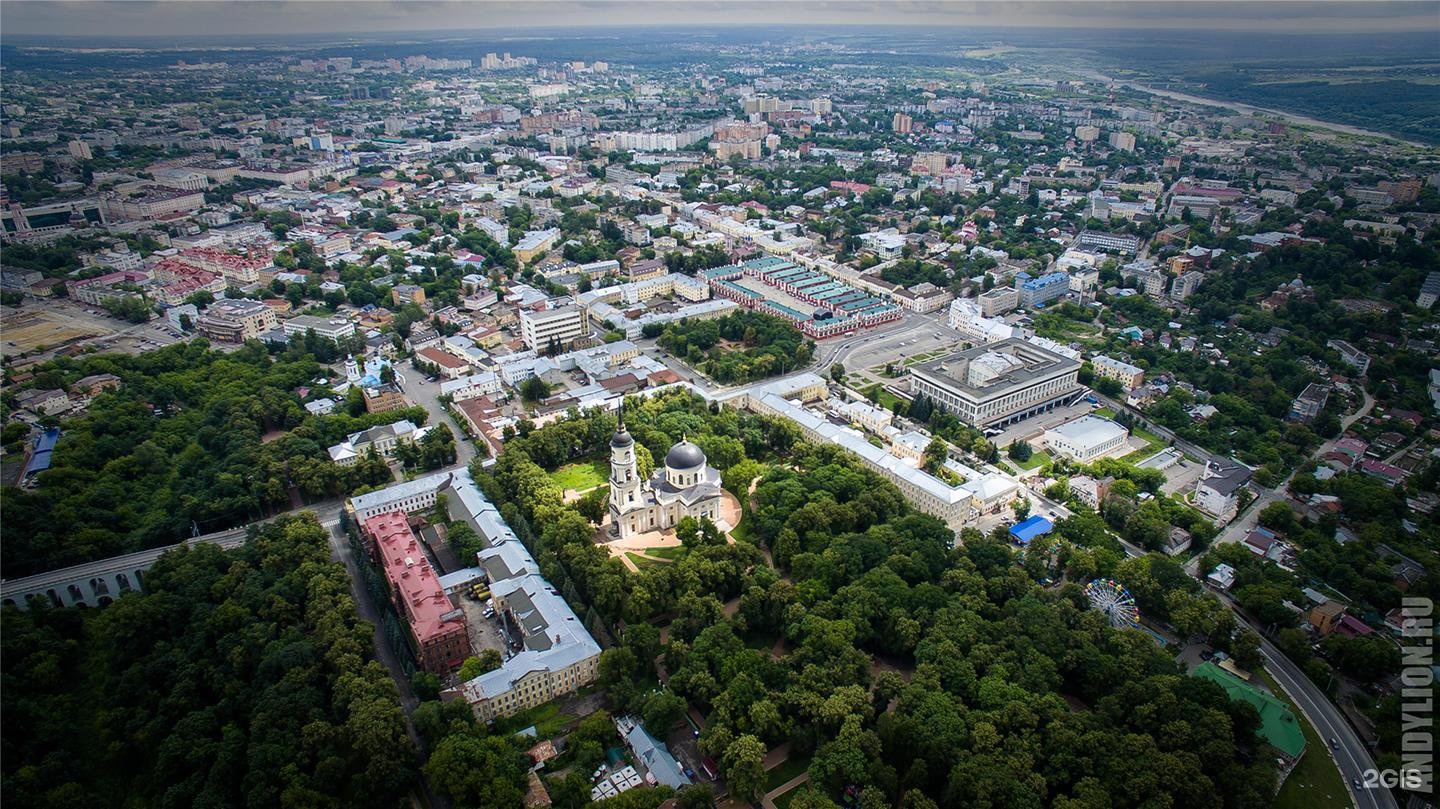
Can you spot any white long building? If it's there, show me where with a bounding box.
[346,470,602,723]
[1043,415,1130,462]
[739,375,1019,533]
[948,298,1019,344]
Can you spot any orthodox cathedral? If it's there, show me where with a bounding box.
[608,415,724,540]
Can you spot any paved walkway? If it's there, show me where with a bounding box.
[760,773,810,809]
[599,490,745,572]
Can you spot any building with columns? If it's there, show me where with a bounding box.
[608,415,724,540]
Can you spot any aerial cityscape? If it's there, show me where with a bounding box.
[0,2,1436,808]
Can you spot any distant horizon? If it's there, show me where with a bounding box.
[2,1,1437,40]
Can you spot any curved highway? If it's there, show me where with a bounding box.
[1227,601,1398,809]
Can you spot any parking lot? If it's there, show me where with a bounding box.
[454,588,511,662]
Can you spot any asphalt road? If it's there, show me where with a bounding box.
[1092,391,1223,472]
[392,368,479,468]
[1184,389,1375,575]
[1226,599,1397,809]
[1088,379,1391,805]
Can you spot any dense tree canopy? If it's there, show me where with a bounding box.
[0,514,414,809]
[2,341,423,577]
[483,398,1281,809]
[650,310,815,384]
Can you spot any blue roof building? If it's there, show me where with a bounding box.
[22,428,60,482]
[1009,515,1053,545]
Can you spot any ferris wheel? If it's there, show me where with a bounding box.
[1086,579,1140,629]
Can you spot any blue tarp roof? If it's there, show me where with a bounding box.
[22,428,60,479]
[1009,515,1053,545]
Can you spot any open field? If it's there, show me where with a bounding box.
[549,460,609,492]
[2,307,113,354]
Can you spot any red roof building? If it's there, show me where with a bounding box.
[1334,614,1374,638]
[363,511,470,674]
[416,346,472,379]
[830,180,871,196]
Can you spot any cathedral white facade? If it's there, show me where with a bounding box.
[608,417,724,540]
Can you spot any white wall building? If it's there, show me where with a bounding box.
[1043,415,1129,462]
[519,305,586,351]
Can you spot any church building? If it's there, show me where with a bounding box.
[608,415,724,540]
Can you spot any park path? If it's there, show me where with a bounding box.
[760,773,811,809]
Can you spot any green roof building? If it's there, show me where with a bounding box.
[1192,661,1306,758]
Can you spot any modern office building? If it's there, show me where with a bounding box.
[977,286,1019,317]
[1171,270,1204,301]
[909,338,1083,428]
[1016,271,1070,308]
[194,298,279,343]
[283,313,356,342]
[519,304,586,351]
[1290,382,1331,422]
[1075,229,1140,255]
[1417,271,1440,309]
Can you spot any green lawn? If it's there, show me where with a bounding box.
[1015,450,1051,471]
[625,552,669,569]
[1094,407,1117,419]
[1256,670,1351,809]
[494,701,575,739]
[1120,425,1169,462]
[765,752,814,792]
[549,460,608,492]
[862,384,905,413]
[730,515,756,545]
[646,545,689,561]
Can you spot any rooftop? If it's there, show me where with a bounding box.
[1191,662,1305,758]
[363,511,466,646]
[1048,415,1127,449]
[911,337,1080,395]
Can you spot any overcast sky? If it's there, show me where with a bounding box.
[3,1,1437,38]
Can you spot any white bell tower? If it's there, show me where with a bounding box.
[609,410,641,530]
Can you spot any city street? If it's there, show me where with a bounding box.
[393,368,481,468]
